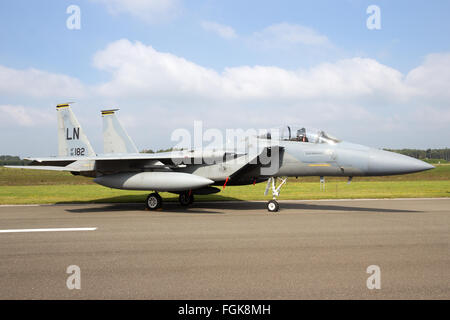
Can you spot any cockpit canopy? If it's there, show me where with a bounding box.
[258,126,341,144]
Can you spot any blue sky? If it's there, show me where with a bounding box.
[0,0,449,156]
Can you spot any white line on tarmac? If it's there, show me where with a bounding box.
[0,227,97,233]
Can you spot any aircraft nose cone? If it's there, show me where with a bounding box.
[368,149,434,176]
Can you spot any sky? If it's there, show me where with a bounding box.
[0,0,449,157]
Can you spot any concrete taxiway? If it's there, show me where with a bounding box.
[0,199,448,299]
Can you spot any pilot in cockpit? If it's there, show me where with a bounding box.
[297,128,308,142]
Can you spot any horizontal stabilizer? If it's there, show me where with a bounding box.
[5,159,95,172]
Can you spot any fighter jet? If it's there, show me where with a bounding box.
[6,103,434,212]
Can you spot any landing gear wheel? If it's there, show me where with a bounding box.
[179,192,194,207]
[264,177,287,212]
[146,193,162,210]
[267,200,279,212]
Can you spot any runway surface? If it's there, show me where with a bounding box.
[0,199,448,299]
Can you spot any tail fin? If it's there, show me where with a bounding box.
[56,103,96,157]
[101,109,138,154]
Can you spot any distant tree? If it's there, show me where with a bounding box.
[0,155,31,165]
[384,148,450,161]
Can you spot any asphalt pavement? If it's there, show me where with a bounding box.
[0,199,448,299]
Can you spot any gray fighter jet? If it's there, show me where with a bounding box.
[6,103,434,212]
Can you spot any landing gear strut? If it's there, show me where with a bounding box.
[179,191,194,207]
[264,177,288,212]
[146,192,162,210]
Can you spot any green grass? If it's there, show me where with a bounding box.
[0,180,448,205]
[0,167,94,186]
[424,159,449,164]
[1,164,450,185]
[0,166,449,204]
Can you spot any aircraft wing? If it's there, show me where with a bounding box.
[26,150,243,165]
[16,140,283,178]
[9,151,243,173]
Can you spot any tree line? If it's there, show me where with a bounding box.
[0,155,31,165]
[383,148,450,161]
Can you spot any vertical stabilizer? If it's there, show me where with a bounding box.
[56,103,96,157]
[101,109,138,154]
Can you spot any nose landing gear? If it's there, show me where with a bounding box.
[264,177,287,212]
[267,200,280,212]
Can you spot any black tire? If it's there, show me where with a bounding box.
[179,192,194,206]
[267,200,279,212]
[146,193,162,210]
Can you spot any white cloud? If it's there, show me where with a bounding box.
[0,105,53,127]
[201,21,237,39]
[89,39,450,148]
[2,40,449,122]
[91,39,411,104]
[92,39,221,99]
[406,52,450,102]
[1,39,449,153]
[92,0,180,23]
[200,22,332,52]
[0,65,86,99]
[252,23,331,48]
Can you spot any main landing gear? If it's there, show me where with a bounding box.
[146,192,162,210]
[179,191,194,207]
[264,177,288,212]
[145,191,195,210]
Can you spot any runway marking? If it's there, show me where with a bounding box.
[0,227,97,234]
